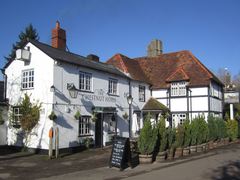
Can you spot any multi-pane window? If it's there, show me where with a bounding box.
[139,85,146,102]
[12,107,21,128]
[108,79,118,95]
[171,82,186,96]
[22,69,34,89]
[79,116,90,136]
[172,113,186,127]
[79,71,92,91]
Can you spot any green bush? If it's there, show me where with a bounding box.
[138,114,158,155]
[216,118,227,139]
[226,119,238,141]
[208,115,218,141]
[190,119,198,146]
[183,119,191,147]
[195,116,209,144]
[167,127,176,150]
[175,125,184,148]
[158,116,167,152]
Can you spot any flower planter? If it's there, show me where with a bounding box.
[208,141,214,150]
[167,148,175,160]
[201,143,207,152]
[196,145,203,153]
[213,142,218,149]
[190,145,197,154]
[224,138,229,145]
[156,151,167,162]
[183,147,190,156]
[139,154,153,164]
[174,147,183,158]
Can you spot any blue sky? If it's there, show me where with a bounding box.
[1,0,240,78]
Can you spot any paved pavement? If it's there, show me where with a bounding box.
[0,143,240,180]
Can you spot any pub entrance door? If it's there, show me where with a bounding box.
[95,113,103,148]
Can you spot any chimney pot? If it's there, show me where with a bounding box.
[87,54,100,62]
[147,39,163,57]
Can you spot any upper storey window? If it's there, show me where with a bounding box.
[108,78,118,95]
[171,81,187,96]
[79,71,92,92]
[21,69,34,89]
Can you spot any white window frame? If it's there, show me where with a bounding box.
[21,69,34,90]
[139,85,146,102]
[79,71,92,92]
[79,116,91,136]
[12,106,21,127]
[172,113,186,127]
[171,81,187,96]
[108,78,118,95]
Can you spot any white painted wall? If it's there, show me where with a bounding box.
[5,42,54,149]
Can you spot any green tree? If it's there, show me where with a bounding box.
[11,94,41,148]
[5,24,39,61]
[157,116,167,152]
[138,113,158,155]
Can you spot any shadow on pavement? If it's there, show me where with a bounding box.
[211,160,240,180]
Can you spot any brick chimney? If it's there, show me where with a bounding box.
[51,21,66,50]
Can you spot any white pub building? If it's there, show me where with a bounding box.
[2,22,224,152]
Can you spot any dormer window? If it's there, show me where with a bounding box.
[171,81,187,96]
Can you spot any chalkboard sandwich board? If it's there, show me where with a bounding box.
[109,136,131,171]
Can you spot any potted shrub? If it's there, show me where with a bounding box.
[48,111,57,121]
[74,110,81,120]
[166,127,176,160]
[174,124,184,158]
[226,119,238,142]
[83,137,94,149]
[138,114,158,164]
[122,112,129,120]
[190,119,197,153]
[91,112,97,122]
[196,116,208,152]
[207,115,217,149]
[183,119,191,156]
[156,116,168,162]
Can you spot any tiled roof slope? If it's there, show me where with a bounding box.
[107,54,151,84]
[107,50,223,89]
[4,40,129,79]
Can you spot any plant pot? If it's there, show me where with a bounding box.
[139,154,153,164]
[183,147,190,156]
[167,148,175,160]
[156,151,167,162]
[201,143,207,152]
[213,142,218,148]
[190,145,197,154]
[208,141,214,150]
[224,138,229,145]
[175,147,183,158]
[197,145,203,153]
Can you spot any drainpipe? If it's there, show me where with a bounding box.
[128,79,132,139]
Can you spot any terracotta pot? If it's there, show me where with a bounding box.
[139,154,153,164]
[224,138,229,145]
[175,147,183,158]
[208,141,214,150]
[156,151,167,162]
[167,148,175,160]
[213,142,218,148]
[183,147,190,156]
[190,145,197,154]
[197,145,203,152]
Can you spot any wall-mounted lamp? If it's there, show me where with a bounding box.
[127,95,133,105]
[50,85,56,92]
[67,83,78,98]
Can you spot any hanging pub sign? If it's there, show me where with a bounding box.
[109,136,131,171]
[224,91,239,104]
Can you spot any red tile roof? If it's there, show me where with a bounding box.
[107,50,223,89]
